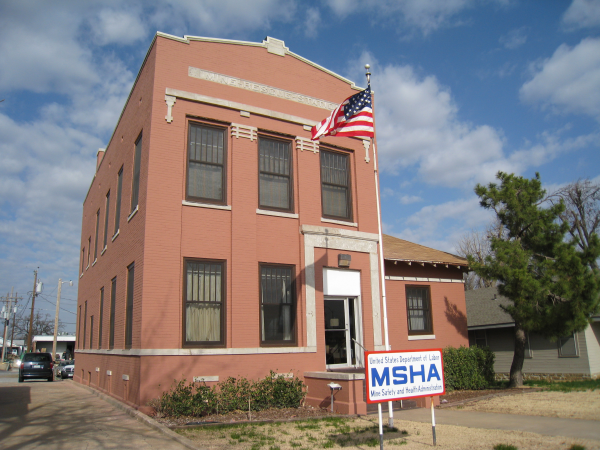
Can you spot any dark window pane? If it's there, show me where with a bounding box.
[559,334,578,356]
[260,266,294,343]
[131,133,142,212]
[103,191,110,248]
[98,288,104,350]
[94,210,100,260]
[406,287,432,334]
[125,263,135,349]
[114,168,123,234]
[321,150,351,219]
[259,138,292,211]
[109,277,116,349]
[187,124,225,202]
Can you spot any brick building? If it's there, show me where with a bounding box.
[76,33,468,414]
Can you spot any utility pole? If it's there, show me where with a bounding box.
[52,279,71,361]
[1,288,14,363]
[27,270,38,352]
[10,292,19,356]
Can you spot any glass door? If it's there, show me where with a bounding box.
[324,298,357,368]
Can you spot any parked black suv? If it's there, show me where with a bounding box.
[18,353,54,382]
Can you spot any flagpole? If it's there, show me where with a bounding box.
[366,64,394,429]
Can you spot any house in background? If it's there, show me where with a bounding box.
[466,286,600,380]
[75,32,469,415]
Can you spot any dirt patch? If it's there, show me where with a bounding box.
[175,415,600,449]
[452,390,600,421]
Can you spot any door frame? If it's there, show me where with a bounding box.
[324,295,364,369]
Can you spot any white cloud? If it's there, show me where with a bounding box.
[391,196,494,253]
[326,0,477,36]
[303,7,322,38]
[90,8,148,46]
[399,194,423,205]
[520,37,600,121]
[562,0,600,31]
[499,27,527,49]
[154,0,296,37]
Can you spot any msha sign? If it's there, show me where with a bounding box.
[365,349,445,403]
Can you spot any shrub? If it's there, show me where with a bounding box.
[443,345,495,390]
[151,371,306,417]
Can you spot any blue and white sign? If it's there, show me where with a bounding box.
[365,348,445,403]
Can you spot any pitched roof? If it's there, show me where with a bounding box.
[382,234,467,267]
[465,286,513,328]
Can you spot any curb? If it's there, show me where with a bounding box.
[71,381,202,450]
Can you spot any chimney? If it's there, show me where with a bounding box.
[96,148,106,172]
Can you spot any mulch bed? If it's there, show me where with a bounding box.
[153,388,541,427]
[155,405,340,428]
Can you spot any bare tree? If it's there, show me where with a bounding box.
[549,179,600,269]
[455,220,504,289]
[13,311,64,344]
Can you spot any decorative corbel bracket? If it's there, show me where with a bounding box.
[231,123,257,141]
[362,139,371,163]
[165,95,176,123]
[296,136,319,154]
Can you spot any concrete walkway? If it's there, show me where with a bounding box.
[0,371,192,450]
[391,407,600,441]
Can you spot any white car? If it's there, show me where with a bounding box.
[60,361,75,379]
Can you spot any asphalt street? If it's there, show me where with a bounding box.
[0,370,190,450]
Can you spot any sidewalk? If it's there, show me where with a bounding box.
[390,407,600,441]
[0,372,193,450]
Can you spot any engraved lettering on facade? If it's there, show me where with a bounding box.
[188,67,337,111]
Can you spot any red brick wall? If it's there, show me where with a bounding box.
[384,261,469,351]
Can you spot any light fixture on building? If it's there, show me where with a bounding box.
[338,254,351,268]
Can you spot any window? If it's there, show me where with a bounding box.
[81,248,85,274]
[559,333,578,357]
[87,237,91,268]
[78,305,82,348]
[472,330,487,347]
[93,209,100,260]
[186,123,226,203]
[184,259,224,345]
[90,316,94,349]
[103,191,110,249]
[125,263,135,349]
[260,264,295,345]
[131,133,142,213]
[259,138,292,211]
[320,150,352,220]
[114,167,123,235]
[406,286,433,335]
[98,287,104,349]
[109,277,116,349]
[83,301,87,349]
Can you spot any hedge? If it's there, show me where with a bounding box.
[150,371,306,417]
[443,345,495,390]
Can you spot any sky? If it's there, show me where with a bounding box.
[1,0,599,334]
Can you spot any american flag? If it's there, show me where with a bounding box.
[311,86,374,141]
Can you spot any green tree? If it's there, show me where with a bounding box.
[470,172,600,387]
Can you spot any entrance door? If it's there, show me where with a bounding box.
[324,298,357,368]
